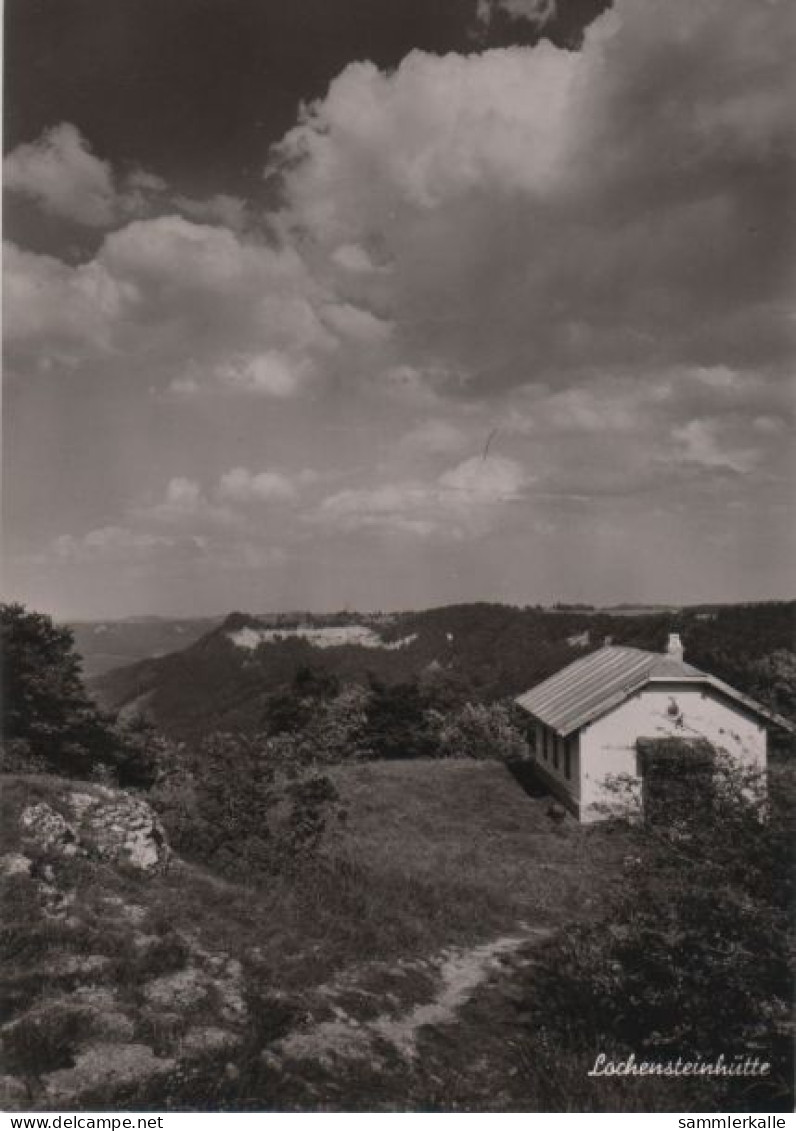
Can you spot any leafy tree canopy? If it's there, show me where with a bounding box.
[1,602,157,786]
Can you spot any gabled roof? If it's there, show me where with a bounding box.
[515,645,795,737]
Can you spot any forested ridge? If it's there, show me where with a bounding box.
[92,600,796,740]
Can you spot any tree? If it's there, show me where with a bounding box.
[365,678,437,760]
[0,602,157,786]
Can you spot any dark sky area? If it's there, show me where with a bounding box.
[4,0,608,196]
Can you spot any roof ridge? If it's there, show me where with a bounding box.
[516,643,796,736]
[602,643,655,655]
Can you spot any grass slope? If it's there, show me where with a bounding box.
[326,759,621,937]
[1,761,624,1110]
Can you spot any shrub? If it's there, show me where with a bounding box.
[434,701,530,761]
[517,748,795,1111]
[2,1006,95,1083]
[151,731,341,880]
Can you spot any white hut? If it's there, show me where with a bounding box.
[515,635,793,822]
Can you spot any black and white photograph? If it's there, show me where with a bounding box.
[1,0,794,1117]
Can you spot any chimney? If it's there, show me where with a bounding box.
[666,633,684,661]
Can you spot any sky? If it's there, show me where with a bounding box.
[3,0,794,619]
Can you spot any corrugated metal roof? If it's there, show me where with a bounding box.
[515,644,796,736]
[515,646,657,736]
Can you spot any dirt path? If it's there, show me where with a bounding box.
[275,925,550,1068]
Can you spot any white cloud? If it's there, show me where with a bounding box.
[5,1,793,607]
[172,193,249,231]
[438,455,528,501]
[216,467,298,503]
[399,419,469,454]
[321,303,392,345]
[331,243,382,273]
[671,420,758,475]
[273,45,577,237]
[3,124,257,237]
[267,0,791,407]
[752,415,786,436]
[312,455,529,538]
[3,123,167,227]
[126,169,167,194]
[4,124,117,226]
[99,215,250,290]
[4,214,334,394]
[3,242,130,364]
[506,386,643,435]
[164,477,202,510]
[139,477,240,529]
[52,526,182,564]
[215,352,307,397]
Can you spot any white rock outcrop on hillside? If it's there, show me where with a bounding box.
[228,625,417,651]
[19,786,170,875]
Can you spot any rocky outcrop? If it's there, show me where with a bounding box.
[0,777,244,1110]
[17,785,170,875]
[0,775,263,1111]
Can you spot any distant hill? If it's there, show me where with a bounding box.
[67,616,223,678]
[91,601,796,740]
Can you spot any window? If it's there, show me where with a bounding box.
[553,736,559,770]
[564,740,571,780]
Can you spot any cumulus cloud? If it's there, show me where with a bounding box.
[171,193,249,231]
[4,124,118,226]
[312,455,529,538]
[7,2,792,406]
[4,0,793,608]
[41,521,289,588]
[494,364,787,500]
[138,477,240,529]
[215,353,308,397]
[3,242,129,366]
[330,243,384,274]
[438,454,527,500]
[320,302,392,345]
[51,526,192,564]
[273,45,576,231]
[42,470,298,585]
[3,124,257,236]
[271,0,792,395]
[11,1,789,414]
[3,124,167,227]
[670,419,758,475]
[4,214,334,394]
[133,466,310,539]
[216,467,299,503]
